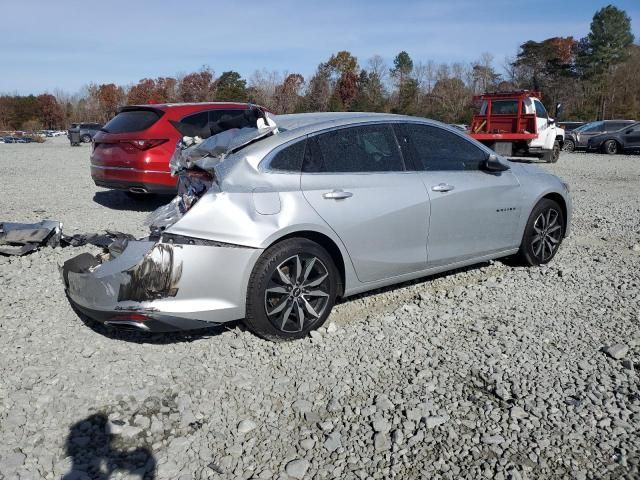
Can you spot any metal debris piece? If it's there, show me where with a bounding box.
[0,220,62,256]
[0,221,136,257]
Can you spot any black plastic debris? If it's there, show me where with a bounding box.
[0,220,136,257]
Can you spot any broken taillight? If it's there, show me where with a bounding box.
[119,139,168,153]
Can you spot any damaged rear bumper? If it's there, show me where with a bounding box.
[63,237,262,332]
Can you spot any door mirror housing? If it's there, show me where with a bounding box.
[484,154,510,172]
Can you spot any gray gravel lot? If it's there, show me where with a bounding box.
[0,137,639,480]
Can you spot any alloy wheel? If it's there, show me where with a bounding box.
[605,140,618,154]
[531,208,563,262]
[264,254,331,333]
[563,140,575,152]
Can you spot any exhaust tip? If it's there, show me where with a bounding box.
[104,320,151,331]
[129,187,148,194]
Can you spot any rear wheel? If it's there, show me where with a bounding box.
[245,238,338,341]
[563,139,575,152]
[517,199,565,266]
[603,140,618,155]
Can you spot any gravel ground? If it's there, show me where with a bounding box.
[0,137,639,480]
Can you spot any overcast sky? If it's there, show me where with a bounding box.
[2,0,639,95]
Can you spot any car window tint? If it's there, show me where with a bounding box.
[534,100,548,118]
[181,111,208,128]
[403,124,486,171]
[102,110,160,133]
[582,121,603,133]
[308,124,404,173]
[268,139,306,172]
[208,109,243,124]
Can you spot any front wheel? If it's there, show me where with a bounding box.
[245,238,338,341]
[603,140,618,155]
[81,134,92,143]
[563,139,575,152]
[517,199,565,266]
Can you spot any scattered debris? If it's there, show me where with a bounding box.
[0,220,62,256]
[0,220,135,257]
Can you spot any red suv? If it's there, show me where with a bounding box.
[91,103,262,195]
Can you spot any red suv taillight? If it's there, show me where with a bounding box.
[118,139,168,154]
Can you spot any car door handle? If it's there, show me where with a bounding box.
[323,190,353,200]
[431,183,455,192]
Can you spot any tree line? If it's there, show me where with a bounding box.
[0,5,637,131]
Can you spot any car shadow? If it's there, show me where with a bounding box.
[71,302,239,345]
[334,258,519,306]
[62,413,156,479]
[93,191,174,212]
[506,157,544,164]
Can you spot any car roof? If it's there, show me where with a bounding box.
[234,112,489,171]
[273,112,436,134]
[129,102,256,110]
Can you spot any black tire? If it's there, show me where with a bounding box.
[517,198,565,266]
[563,139,575,152]
[245,238,338,341]
[549,141,561,163]
[603,140,618,155]
[81,134,92,143]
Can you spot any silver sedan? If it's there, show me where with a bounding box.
[64,112,571,340]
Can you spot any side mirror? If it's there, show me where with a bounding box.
[549,118,555,125]
[555,103,563,118]
[484,154,510,172]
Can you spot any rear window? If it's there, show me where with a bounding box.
[102,109,162,134]
[480,100,520,115]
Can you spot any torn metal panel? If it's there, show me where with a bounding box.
[118,243,183,302]
[146,112,278,233]
[0,220,136,257]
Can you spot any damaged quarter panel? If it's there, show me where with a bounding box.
[165,139,360,293]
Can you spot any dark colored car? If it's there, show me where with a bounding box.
[91,102,265,195]
[564,120,636,152]
[68,122,103,143]
[586,121,640,154]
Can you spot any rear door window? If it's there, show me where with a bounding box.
[401,123,486,171]
[181,111,208,129]
[208,109,244,125]
[304,124,405,173]
[605,122,630,132]
[102,109,162,133]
